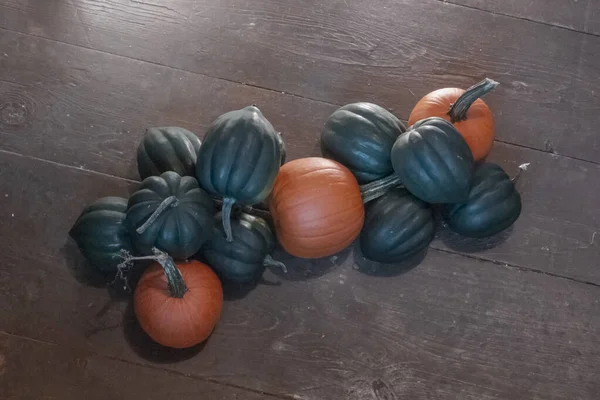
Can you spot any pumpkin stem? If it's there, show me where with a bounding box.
[511,163,530,184]
[263,254,287,273]
[222,197,236,242]
[448,78,499,123]
[116,248,188,298]
[136,196,179,234]
[360,174,403,203]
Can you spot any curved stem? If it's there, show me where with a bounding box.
[360,174,403,203]
[222,197,236,242]
[116,248,187,298]
[448,78,499,123]
[136,196,179,234]
[263,254,287,273]
[511,163,530,184]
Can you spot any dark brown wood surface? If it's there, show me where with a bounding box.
[1,0,600,398]
[0,332,271,400]
[1,0,600,163]
[443,0,599,35]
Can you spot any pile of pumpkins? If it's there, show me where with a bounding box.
[69,78,524,349]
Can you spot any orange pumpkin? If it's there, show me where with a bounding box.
[132,249,223,348]
[268,157,364,259]
[408,78,499,162]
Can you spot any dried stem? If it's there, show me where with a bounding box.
[448,78,499,122]
[263,254,287,273]
[136,196,179,234]
[360,174,403,203]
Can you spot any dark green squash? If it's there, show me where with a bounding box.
[443,163,522,238]
[360,188,436,263]
[125,171,215,259]
[276,132,287,165]
[203,212,286,283]
[69,196,136,276]
[391,117,474,203]
[137,127,202,180]
[321,102,406,184]
[195,106,281,242]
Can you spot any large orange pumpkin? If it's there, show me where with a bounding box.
[133,249,223,348]
[408,78,498,162]
[268,157,364,259]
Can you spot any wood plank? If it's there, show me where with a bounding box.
[1,0,600,163]
[442,0,599,35]
[0,332,271,400]
[1,151,599,399]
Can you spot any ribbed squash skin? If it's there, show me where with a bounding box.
[195,106,281,206]
[360,188,436,263]
[443,163,521,238]
[137,127,201,180]
[203,213,276,283]
[321,103,406,184]
[126,171,215,259]
[391,117,474,204]
[69,196,135,274]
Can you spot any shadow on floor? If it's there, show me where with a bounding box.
[268,245,352,281]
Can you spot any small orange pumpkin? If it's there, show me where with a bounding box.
[268,157,364,259]
[408,78,499,162]
[132,249,223,348]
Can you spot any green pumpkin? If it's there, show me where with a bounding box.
[195,106,281,241]
[69,196,136,275]
[125,171,215,259]
[360,188,436,263]
[443,163,522,238]
[391,117,474,203]
[203,212,285,283]
[137,126,201,180]
[321,103,406,184]
[276,132,287,165]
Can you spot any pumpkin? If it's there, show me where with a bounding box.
[137,127,202,180]
[196,106,281,242]
[443,162,522,238]
[131,248,223,348]
[69,196,136,276]
[360,188,436,263]
[203,212,286,283]
[391,117,474,204]
[268,157,364,258]
[408,78,499,161]
[321,102,406,184]
[125,171,215,260]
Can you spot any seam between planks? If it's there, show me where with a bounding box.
[1,26,600,167]
[437,0,600,38]
[2,147,598,288]
[0,330,294,400]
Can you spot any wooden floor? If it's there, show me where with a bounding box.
[1,0,599,398]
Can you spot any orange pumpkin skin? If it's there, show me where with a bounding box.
[134,260,223,349]
[408,87,495,162]
[268,157,364,259]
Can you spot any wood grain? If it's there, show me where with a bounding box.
[442,0,599,35]
[1,0,600,163]
[1,150,599,400]
[0,332,271,400]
